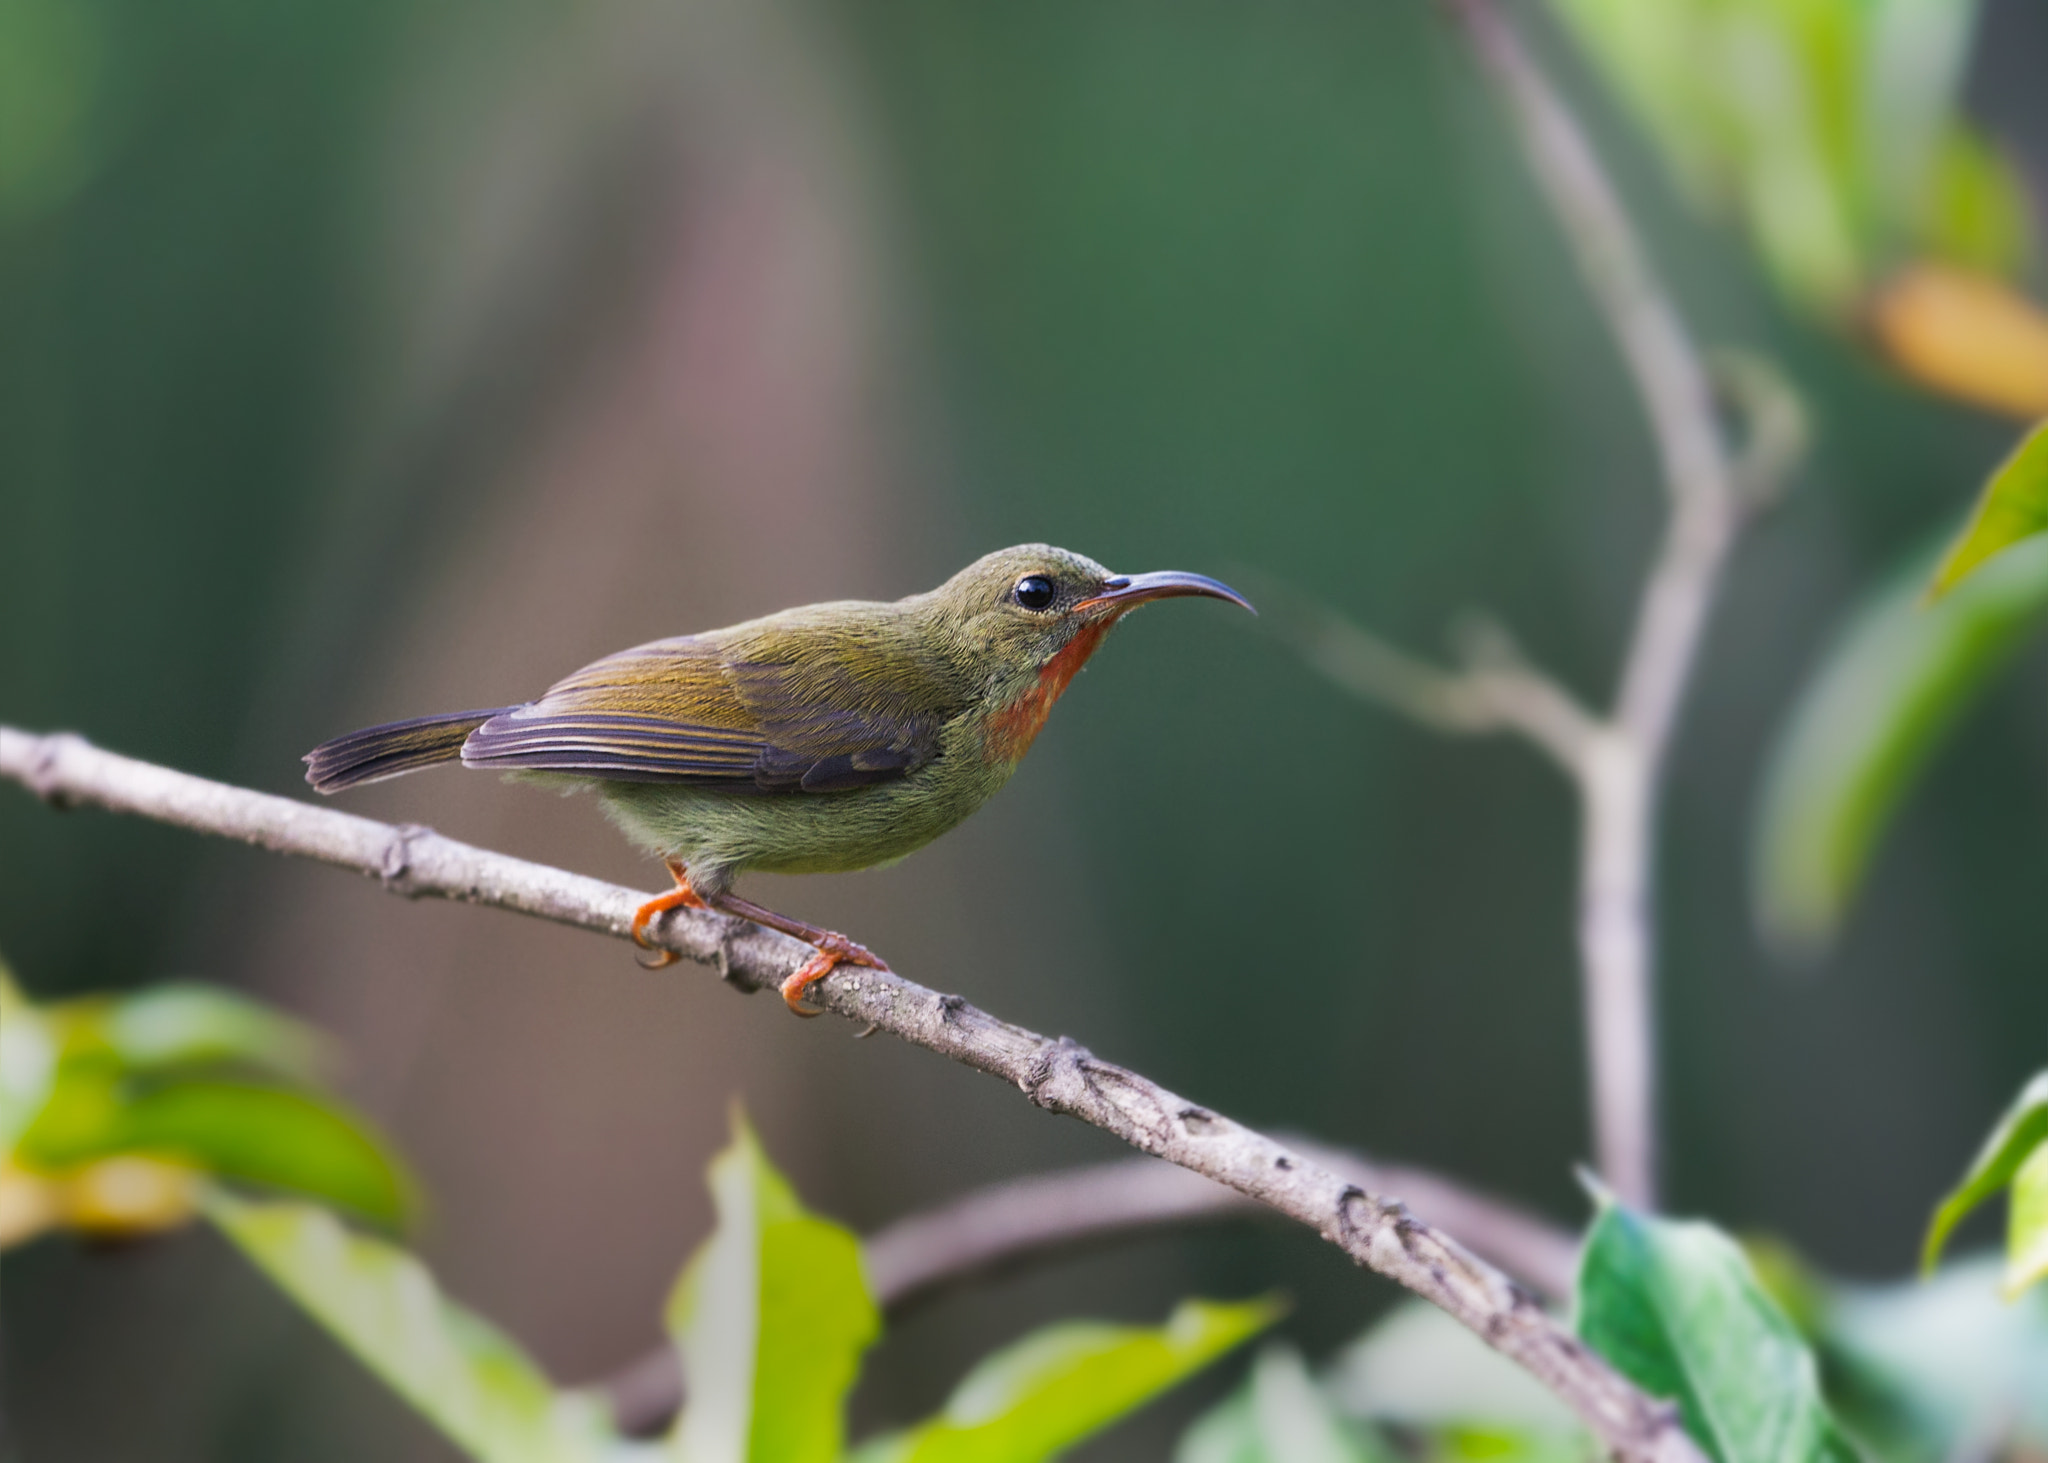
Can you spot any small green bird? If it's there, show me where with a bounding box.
[305,545,1251,1013]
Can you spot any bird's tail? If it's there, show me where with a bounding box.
[304,708,516,793]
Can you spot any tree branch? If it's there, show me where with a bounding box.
[600,1143,1581,1435]
[1711,350,1809,514]
[0,726,1697,1463]
[1443,0,1732,532]
[1449,0,1747,1214]
[1267,588,1600,777]
[851,1136,1581,1309]
[1282,0,1805,1211]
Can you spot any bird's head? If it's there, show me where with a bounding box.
[923,544,1254,756]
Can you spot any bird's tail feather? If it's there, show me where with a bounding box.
[304,708,515,793]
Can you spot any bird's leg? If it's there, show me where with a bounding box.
[631,858,707,969]
[704,890,890,1017]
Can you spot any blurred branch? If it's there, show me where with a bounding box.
[858,1133,1580,1307]
[1265,584,1599,776]
[601,1141,1580,1435]
[0,727,1698,1463]
[1711,350,1809,514]
[1444,0,1732,532]
[1448,0,1760,1212]
[1276,0,1807,1209]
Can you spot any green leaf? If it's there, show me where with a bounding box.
[1175,1387,1264,1463]
[0,0,107,223]
[1751,529,2048,953]
[1921,1071,2048,1277]
[1576,1201,1858,1463]
[1862,0,1979,251]
[90,982,329,1081]
[856,1296,1280,1463]
[1542,0,1865,313]
[1921,127,2032,279]
[2005,1141,2048,1298]
[1325,1300,1576,1432]
[1175,1344,1383,1463]
[663,1110,879,1463]
[205,1190,621,1463]
[1543,0,2025,321]
[1932,422,2048,597]
[1246,1344,1374,1463]
[1183,1321,1587,1463]
[0,962,58,1150]
[1821,1255,2048,1458]
[19,1076,415,1226]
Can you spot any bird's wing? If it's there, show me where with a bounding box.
[460,626,960,793]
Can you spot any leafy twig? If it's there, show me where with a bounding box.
[0,725,1698,1463]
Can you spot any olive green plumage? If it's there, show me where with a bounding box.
[306,544,1251,905]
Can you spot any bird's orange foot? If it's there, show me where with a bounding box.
[780,932,890,1017]
[632,861,707,969]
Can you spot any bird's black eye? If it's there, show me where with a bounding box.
[1012,574,1056,611]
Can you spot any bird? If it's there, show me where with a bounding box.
[304,544,1252,1014]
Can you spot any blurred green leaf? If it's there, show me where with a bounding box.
[1324,1300,1576,1433]
[3,963,409,1243]
[1543,0,2027,317]
[1737,1236,1834,1341]
[1820,1255,2048,1461]
[1923,129,2032,279]
[1862,0,1980,247]
[1176,1343,1380,1463]
[206,1191,622,1463]
[1245,1344,1375,1463]
[1430,1427,1591,1463]
[88,982,330,1081]
[1922,1071,2048,1281]
[0,0,107,221]
[1183,1316,1589,1463]
[2006,1142,2048,1297]
[1176,1385,1266,1463]
[1577,1201,1858,1463]
[1543,0,1858,311]
[663,1110,879,1463]
[856,1297,1281,1463]
[1932,422,2048,597]
[1751,530,2048,953]
[0,960,58,1150]
[20,1076,415,1226]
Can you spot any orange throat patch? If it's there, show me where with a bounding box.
[982,617,1118,763]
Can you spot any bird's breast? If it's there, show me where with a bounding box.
[979,617,1116,764]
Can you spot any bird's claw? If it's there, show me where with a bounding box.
[631,869,706,970]
[630,905,680,968]
[778,932,889,1017]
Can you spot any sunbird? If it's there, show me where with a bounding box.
[305,545,1252,1013]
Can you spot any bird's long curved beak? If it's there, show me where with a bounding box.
[1074,569,1256,615]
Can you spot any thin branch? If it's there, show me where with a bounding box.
[1265,584,1600,777]
[1710,350,1810,514]
[601,1144,1581,1435]
[1447,0,1740,761]
[864,1160,1264,1310]
[1449,0,1738,1213]
[1443,0,1731,529]
[860,1134,1580,1310]
[0,727,1698,1463]
[1371,0,1791,1210]
[1281,2,1809,1210]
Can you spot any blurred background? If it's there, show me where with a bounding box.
[3,0,2047,1456]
